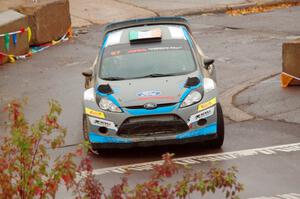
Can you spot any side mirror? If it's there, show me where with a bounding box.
[203,58,215,69]
[82,69,93,77]
[82,69,93,89]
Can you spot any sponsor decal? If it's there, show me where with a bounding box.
[128,49,147,54]
[188,106,215,125]
[198,97,217,111]
[88,117,118,131]
[148,46,183,51]
[85,108,105,119]
[137,90,161,97]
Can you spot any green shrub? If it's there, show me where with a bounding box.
[0,100,243,199]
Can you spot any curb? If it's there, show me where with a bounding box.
[169,0,300,16]
[220,72,279,122]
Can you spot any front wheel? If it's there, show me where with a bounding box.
[82,114,89,141]
[83,114,99,155]
[208,103,224,148]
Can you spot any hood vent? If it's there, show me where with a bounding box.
[184,77,200,88]
[97,84,113,94]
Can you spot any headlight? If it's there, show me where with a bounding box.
[203,78,216,92]
[99,98,122,113]
[180,91,202,108]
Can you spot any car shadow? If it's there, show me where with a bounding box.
[90,142,224,162]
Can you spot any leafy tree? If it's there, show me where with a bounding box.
[0,100,243,199]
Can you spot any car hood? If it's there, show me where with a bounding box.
[99,72,201,107]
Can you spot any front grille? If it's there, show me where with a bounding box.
[117,115,189,138]
[125,103,177,109]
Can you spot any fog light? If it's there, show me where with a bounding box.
[197,119,207,126]
[99,127,108,134]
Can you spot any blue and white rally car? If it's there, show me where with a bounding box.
[82,17,224,152]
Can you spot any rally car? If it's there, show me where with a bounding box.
[82,17,224,152]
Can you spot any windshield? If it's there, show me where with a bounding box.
[99,39,196,80]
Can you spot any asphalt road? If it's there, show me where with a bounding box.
[1,6,300,199]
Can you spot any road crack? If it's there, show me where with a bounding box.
[112,0,160,17]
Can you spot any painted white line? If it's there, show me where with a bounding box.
[92,142,300,176]
[249,192,300,199]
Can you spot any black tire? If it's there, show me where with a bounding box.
[82,114,89,141]
[209,103,224,148]
[83,114,99,155]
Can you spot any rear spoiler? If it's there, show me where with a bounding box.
[103,17,191,35]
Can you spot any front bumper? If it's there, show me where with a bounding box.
[83,87,219,149]
[89,122,217,149]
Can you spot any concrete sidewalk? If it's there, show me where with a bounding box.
[1,0,299,27]
[69,0,300,27]
[69,0,156,27]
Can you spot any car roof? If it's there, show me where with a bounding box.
[103,17,191,35]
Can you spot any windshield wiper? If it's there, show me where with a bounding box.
[138,73,183,78]
[102,77,126,81]
[102,72,186,81]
